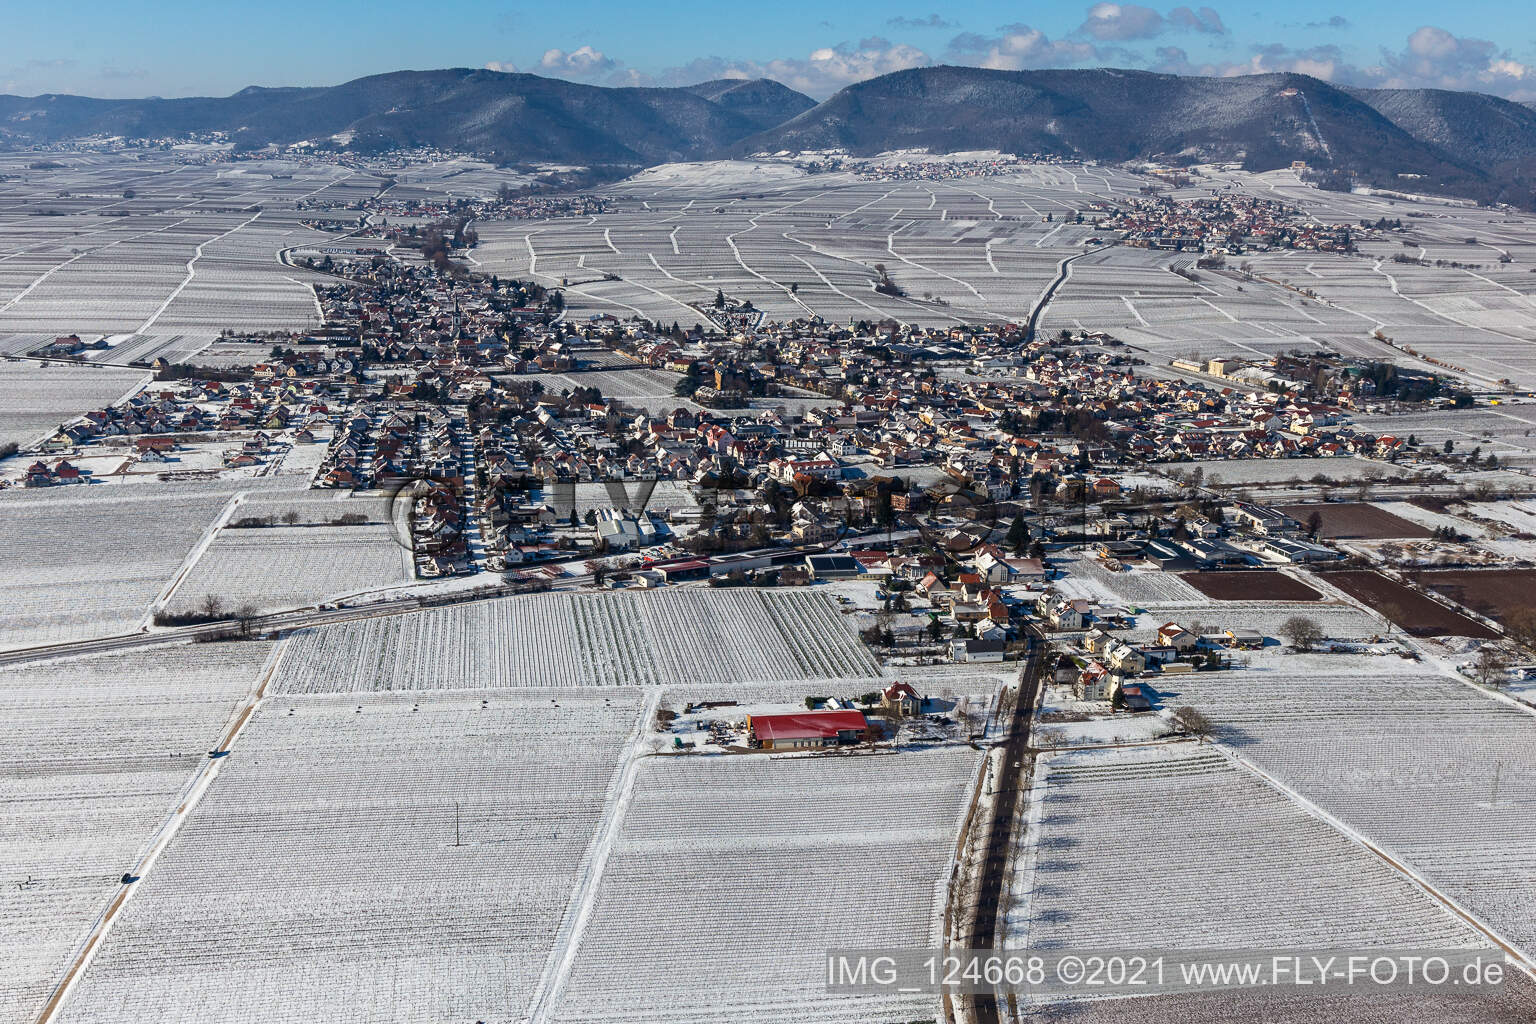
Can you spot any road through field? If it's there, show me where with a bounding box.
[31,643,287,1024]
[966,633,1043,1024]
[525,685,663,1024]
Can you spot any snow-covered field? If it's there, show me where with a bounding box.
[1374,500,1489,539]
[0,642,273,1024]
[0,485,234,650]
[275,589,881,693]
[1052,557,1207,608]
[551,746,981,1024]
[0,159,348,336]
[164,523,412,616]
[0,361,146,450]
[1158,456,1417,487]
[1007,745,1483,953]
[53,688,644,1024]
[623,161,808,187]
[1163,653,1536,955]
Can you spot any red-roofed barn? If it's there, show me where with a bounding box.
[746,710,868,751]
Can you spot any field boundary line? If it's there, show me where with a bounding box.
[525,685,663,1023]
[1212,742,1536,979]
[142,490,246,625]
[137,210,263,334]
[32,639,287,1024]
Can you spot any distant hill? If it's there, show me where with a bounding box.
[4,64,1535,205]
[679,78,817,128]
[740,66,1536,206]
[0,69,816,166]
[1343,87,1536,166]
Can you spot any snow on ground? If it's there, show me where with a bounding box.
[1160,649,1536,956]
[621,161,807,187]
[1459,499,1536,535]
[53,688,645,1024]
[1035,685,1172,747]
[1159,456,1419,486]
[0,486,233,650]
[1127,599,1384,644]
[0,642,273,1024]
[0,361,147,451]
[273,588,880,694]
[1007,744,1485,953]
[1053,557,1206,609]
[1374,500,1489,539]
[549,745,981,1024]
[0,479,315,650]
[163,522,414,617]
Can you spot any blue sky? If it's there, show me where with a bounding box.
[3,1,1534,101]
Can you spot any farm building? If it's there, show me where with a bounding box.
[805,553,862,580]
[658,559,710,582]
[1144,540,1198,571]
[1118,683,1156,711]
[746,710,868,751]
[1230,502,1302,536]
[1225,628,1267,648]
[954,638,1007,663]
[1259,537,1341,563]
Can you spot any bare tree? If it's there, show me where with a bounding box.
[1280,615,1324,652]
[1170,705,1214,742]
[199,594,226,620]
[1473,646,1510,688]
[1033,726,1067,750]
[282,509,300,526]
[1504,607,1536,652]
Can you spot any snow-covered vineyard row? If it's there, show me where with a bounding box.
[1130,600,1385,642]
[0,360,147,450]
[274,589,881,693]
[0,643,273,1024]
[1052,557,1208,607]
[0,160,355,336]
[53,689,644,1024]
[0,480,314,651]
[164,523,413,617]
[1007,746,1484,954]
[1169,660,1536,954]
[0,487,231,651]
[551,746,981,1024]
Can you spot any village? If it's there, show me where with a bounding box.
[7,120,1536,1024]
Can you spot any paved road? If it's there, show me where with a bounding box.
[966,630,1045,1024]
[0,577,575,668]
[1026,245,1109,342]
[0,539,831,668]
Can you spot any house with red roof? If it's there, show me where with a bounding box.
[881,682,923,717]
[746,710,868,751]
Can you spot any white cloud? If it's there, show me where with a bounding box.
[1167,6,1226,35]
[483,61,519,74]
[887,14,958,30]
[762,40,931,96]
[538,46,618,80]
[1078,3,1166,41]
[948,26,1099,70]
[1369,26,1536,98]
